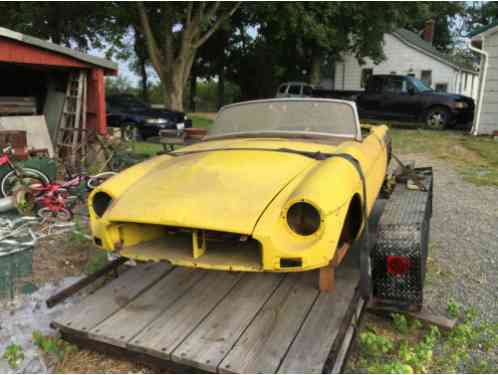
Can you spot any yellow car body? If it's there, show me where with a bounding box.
[89,99,389,272]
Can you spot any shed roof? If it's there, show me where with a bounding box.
[392,28,476,73]
[0,27,118,72]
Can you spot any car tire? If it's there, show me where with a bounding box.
[121,124,143,142]
[425,107,450,130]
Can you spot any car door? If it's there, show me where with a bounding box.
[382,76,420,120]
[357,76,384,118]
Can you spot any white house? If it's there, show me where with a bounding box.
[469,22,498,135]
[327,22,479,100]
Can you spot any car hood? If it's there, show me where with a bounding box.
[106,146,320,234]
[125,107,185,119]
[420,91,474,102]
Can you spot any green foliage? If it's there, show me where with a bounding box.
[354,306,498,374]
[391,313,409,334]
[84,251,109,275]
[105,76,138,97]
[32,331,78,361]
[359,331,394,356]
[0,3,119,50]
[190,114,214,129]
[447,298,461,319]
[2,343,24,369]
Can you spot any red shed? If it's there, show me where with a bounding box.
[0,27,117,151]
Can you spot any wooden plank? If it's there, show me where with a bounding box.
[88,267,207,347]
[331,298,365,374]
[219,272,319,374]
[52,262,172,333]
[278,266,360,373]
[171,272,284,372]
[366,302,457,330]
[129,271,243,358]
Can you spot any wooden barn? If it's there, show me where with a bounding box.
[0,27,117,161]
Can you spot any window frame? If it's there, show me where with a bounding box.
[421,70,432,87]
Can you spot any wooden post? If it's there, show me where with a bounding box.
[318,243,351,292]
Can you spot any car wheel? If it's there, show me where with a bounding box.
[121,124,142,141]
[425,107,450,130]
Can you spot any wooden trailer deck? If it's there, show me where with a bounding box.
[52,248,363,373]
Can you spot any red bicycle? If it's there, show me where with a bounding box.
[27,170,117,221]
[0,145,51,197]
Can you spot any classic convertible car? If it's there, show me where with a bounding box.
[89,99,390,272]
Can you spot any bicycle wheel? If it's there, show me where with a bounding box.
[86,171,117,190]
[0,168,51,197]
[37,207,73,222]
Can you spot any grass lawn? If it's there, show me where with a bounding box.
[389,128,498,187]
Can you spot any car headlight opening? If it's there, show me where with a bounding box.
[93,192,113,217]
[455,101,468,109]
[287,202,321,236]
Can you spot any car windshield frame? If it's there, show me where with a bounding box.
[206,98,363,142]
[407,76,433,92]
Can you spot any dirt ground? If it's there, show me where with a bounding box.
[30,235,97,285]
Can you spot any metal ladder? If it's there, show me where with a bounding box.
[56,71,87,169]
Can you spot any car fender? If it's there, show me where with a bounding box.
[252,157,363,270]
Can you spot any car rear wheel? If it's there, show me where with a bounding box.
[121,124,142,142]
[425,107,450,130]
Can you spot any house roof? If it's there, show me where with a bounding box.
[468,22,498,39]
[0,27,118,72]
[392,28,476,73]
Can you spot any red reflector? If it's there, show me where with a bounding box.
[386,256,410,276]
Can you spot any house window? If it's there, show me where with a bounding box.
[421,70,432,86]
[435,83,448,92]
[390,71,397,75]
[464,74,468,90]
[361,68,373,88]
[407,73,415,78]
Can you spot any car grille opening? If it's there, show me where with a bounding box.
[114,223,263,271]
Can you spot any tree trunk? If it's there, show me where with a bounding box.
[310,53,322,86]
[164,78,184,112]
[217,67,225,110]
[190,69,197,112]
[139,57,149,102]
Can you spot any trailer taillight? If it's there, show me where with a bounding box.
[386,255,410,276]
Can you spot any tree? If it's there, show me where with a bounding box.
[402,2,465,53]
[463,2,498,35]
[224,2,429,99]
[135,2,240,111]
[0,2,118,50]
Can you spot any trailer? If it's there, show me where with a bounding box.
[51,167,433,373]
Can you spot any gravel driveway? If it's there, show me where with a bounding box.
[401,153,498,322]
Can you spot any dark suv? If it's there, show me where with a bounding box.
[106,95,192,141]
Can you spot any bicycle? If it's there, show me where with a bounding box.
[0,145,51,197]
[28,169,117,221]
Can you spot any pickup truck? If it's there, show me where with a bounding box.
[314,75,475,129]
